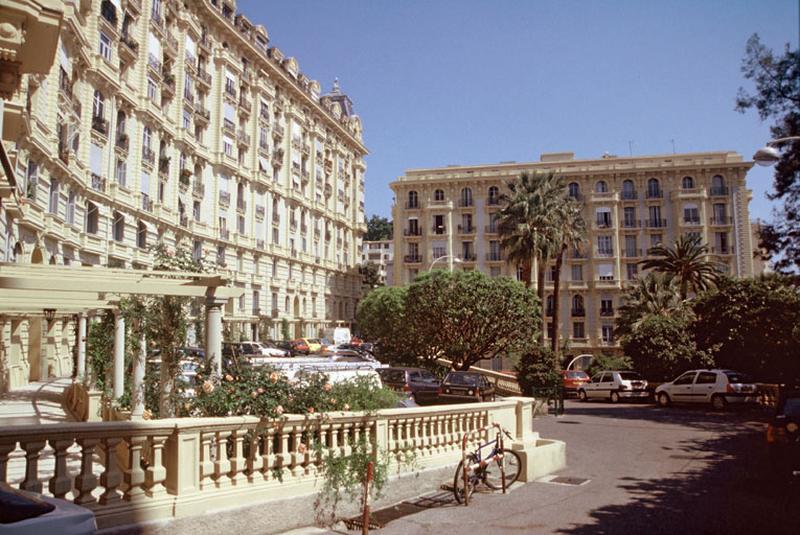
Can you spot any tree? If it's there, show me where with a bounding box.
[360,261,383,288]
[355,286,409,365]
[615,273,684,337]
[364,215,392,241]
[736,34,800,272]
[639,234,721,299]
[621,314,712,382]
[691,275,800,383]
[515,345,560,396]
[405,270,539,370]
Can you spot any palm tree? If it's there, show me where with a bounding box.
[548,199,586,354]
[639,235,721,299]
[615,273,683,337]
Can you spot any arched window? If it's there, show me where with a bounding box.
[434,189,445,201]
[407,190,418,208]
[568,182,580,199]
[622,180,636,199]
[595,181,608,193]
[711,175,726,195]
[112,211,125,242]
[647,178,661,198]
[572,294,584,313]
[92,90,105,118]
[682,176,694,189]
[488,186,499,205]
[460,187,473,207]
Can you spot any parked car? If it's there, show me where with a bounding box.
[290,339,310,355]
[440,372,496,403]
[767,387,800,479]
[655,369,758,410]
[377,367,441,405]
[300,338,323,353]
[578,371,650,403]
[271,340,298,356]
[562,370,590,395]
[256,341,290,358]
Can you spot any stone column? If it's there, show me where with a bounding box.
[76,313,87,379]
[131,331,146,420]
[42,318,56,380]
[205,297,225,375]
[113,310,125,399]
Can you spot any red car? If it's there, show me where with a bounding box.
[562,370,590,395]
[290,339,310,355]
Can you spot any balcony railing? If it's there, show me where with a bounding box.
[197,69,212,86]
[219,191,230,206]
[458,199,473,207]
[571,308,586,317]
[487,197,501,206]
[219,228,230,240]
[237,132,251,146]
[622,219,639,229]
[710,216,732,225]
[237,199,247,211]
[115,134,129,151]
[595,219,613,229]
[462,253,477,262]
[404,201,419,209]
[404,228,422,236]
[431,225,446,235]
[709,186,729,196]
[710,246,734,255]
[457,224,475,234]
[621,190,638,200]
[646,188,663,199]
[600,308,615,317]
[141,193,152,212]
[595,249,614,257]
[404,254,422,264]
[142,147,155,166]
[645,218,667,228]
[486,252,504,261]
[90,173,106,193]
[683,217,701,225]
[485,225,498,234]
[255,205,265,218]
[622,248,642,258]
[91,116,108,135]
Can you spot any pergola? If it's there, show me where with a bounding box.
[0,263,244,416]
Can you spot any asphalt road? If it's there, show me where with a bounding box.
[375,399,800,535]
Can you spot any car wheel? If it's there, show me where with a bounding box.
[610,391,620,404]
[578,389,587,402]
[711,394,727,411]
[657,392,671,407]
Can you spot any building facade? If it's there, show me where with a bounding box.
[1,0,367,345]
[361,239,393,286]
[391,151,755,354]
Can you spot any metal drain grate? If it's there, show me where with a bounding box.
[547,476,590,486]
[344,490,456,530]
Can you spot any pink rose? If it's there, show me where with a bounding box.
[202,380,215,394]
[343,403,350,411]
[269,372,279,384]
[275,405,284,416]
[307,407,315,414]
[323,383,332,392]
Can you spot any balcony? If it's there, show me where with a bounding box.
[239,96,252,113]
[255,204,265,218]
[571,308,586,317]
[90,173,106,193]
[622,219,640,229]
[115,133,129,152]
[485,224,498,234]
[595,249,614,258]
[141,193,153,212]
[272,213,280,224]
[682,217,701,226]
[273,125,285,139]
[462,253,477,262]
[404,201,420,209]
[224,83,237,100]
[272,149,284,166]
[162,73,175,96]
[595,219,613,229]
[179,214,188,227]
[645,218,667,228]
[158,156,170,175]
[404,228,422,236]
[622,248,643,258]
[142,147,155,167]
[709,186,729,196]
[710,246,734,255]
[237,131,251,146]
[119,34,138,59]
[710,216,733,226]
[256,239,265,249]
[646,188,663,199]
[431,225,446,235]
[404,254,422,264]
[179,170,191,189]
[219,228,230,241]
[486,252,504,261]
[199,35,211,54]
[487,197,501,206]
[600,308,615,317]
[237,199,247,212]
[457,224,475,235]
[621,190,638,200]
[194,105,210,123]
[197,68,212,88]
[147,54,162,77]
[458,199,474,208]
[91,116,108,135]
[223,118,236,135]
[219,191,230,206]
[193,179,205,198]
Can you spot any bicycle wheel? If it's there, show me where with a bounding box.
[453,459,476,504]
[483,449,522,489]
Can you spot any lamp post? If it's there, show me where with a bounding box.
[752,136,800,167]
[428,255,462,272]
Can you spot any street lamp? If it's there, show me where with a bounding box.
[753,136,800,167]
[428,255,462,272]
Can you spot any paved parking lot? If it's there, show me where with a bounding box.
[376,399,800,535]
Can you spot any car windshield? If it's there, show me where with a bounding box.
[724,371,752,384]
[618,372,643,380]
[379,370,406,383]
[782,398,800,418]
[446,373,480,386]
[308,339,320,344]
[567,371,589,379]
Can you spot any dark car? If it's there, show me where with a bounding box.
[767,387,800,479]
[440,372,496,403]
[270,340,297,356]
[377,367,441,405]
[290,339,310,355]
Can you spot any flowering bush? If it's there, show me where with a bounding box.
[187,363,400,418]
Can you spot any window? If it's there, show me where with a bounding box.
[488,186,500,204]
[460,187,472,207]
[713,203,727,223]
[648,205,662,226]
[137,221,147,248]
[597,235,613,256]
[223,135,234,156]
[683,204,699,224]
[598,264,614,281]
[182,109,191,129]
[596,207,612,228]
[572,294,584,312]
[545,295,554,314]
[99,32,112,61]
[595,180,608,193]
[48,178,59,214]
[626,263,638,280]
[216,245,226,266]
[92,90,105,118]
[682,176,694,189]
[113,211,124,241]
[434,189,444,201]
[571,264,583,281]
[432,245,446,258]
[600,297,613,315]
[650,233,662,247]
[568,182,580,198]
[673,372,696,385]
[143,127,152,151]
[601,325,614,343]
[573,322,585,339]
[66,191,76,225]
[696,372,717,384]
[711,175,726,195]
[622,179,635,199]
[193,240,202,261]
[147,77,157,102]
[623,206,636,227]
[85,201,99,234]
[624,235,637,256]
[115,157,127,186]
[647,178,661,198]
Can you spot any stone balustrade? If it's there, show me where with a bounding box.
[0,399,554,529]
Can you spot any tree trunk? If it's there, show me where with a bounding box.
[537,252,546,346]
[551,247,565,355]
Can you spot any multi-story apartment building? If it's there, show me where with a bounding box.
[0,0,367,341]
[391,151,755,354]
[361,239,393,286]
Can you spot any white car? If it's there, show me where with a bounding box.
[578,371,650,403]
[655,369,758,410]
[255,342,290,358]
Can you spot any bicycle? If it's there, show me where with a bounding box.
[453,426,522,504]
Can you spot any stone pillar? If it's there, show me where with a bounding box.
[205,297,225,375]
[113,310,125,399]
[42,318,56,380]
[131,331,146,420]
[76,313,87,379]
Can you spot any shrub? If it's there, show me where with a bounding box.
[515,345,560,396]
[587,354,633,377]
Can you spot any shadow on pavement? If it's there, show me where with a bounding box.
[555,418,800,534]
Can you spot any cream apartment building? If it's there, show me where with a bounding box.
[1,0,367,348]
[361,239,393,285]
[391,151,755,354]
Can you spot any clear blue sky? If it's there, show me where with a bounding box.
[237,0,799,223]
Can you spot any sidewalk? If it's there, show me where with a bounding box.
[0,377,74,426]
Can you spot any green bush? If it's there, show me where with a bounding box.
[587,354,633,377]
[515,345,560,397]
